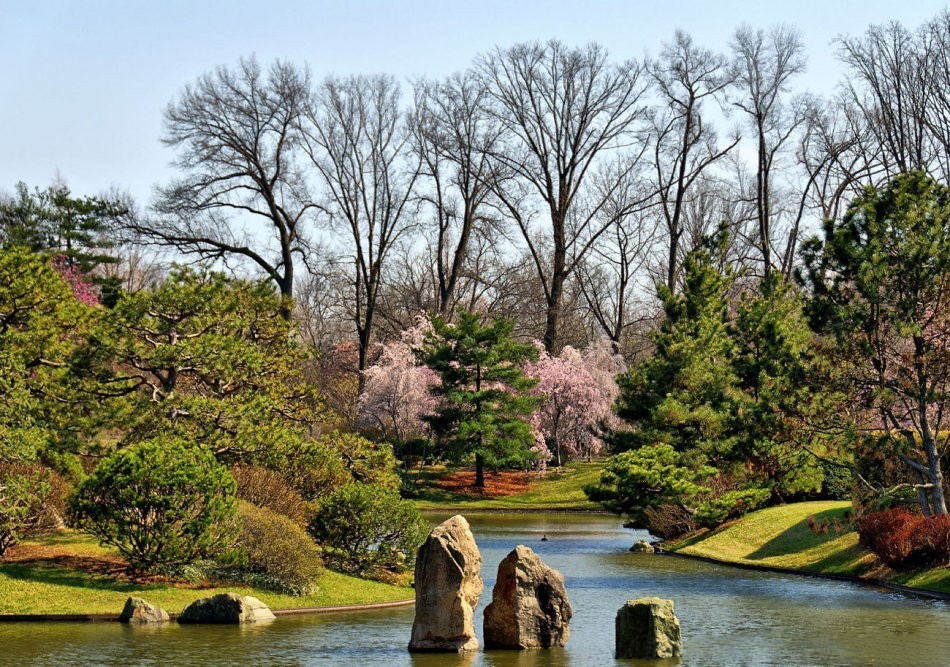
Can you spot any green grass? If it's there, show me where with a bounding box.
[668,501,950,594]
[410,461,604,511]
[0,533,412,616]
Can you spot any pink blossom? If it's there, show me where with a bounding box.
[359,339,439,442]
[51,254,99,306]
[525,337,625,465]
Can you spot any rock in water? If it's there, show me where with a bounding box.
[408,514,483,652]
[119,597,169,624]
[178,593,276,624]
[629,540,654,553]
[483,545,572,649]
[615,597,682,659]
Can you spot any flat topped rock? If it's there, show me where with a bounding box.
[178,593,276,624]
[630,540,654,553]
[483,544,572,649]
[615,597,682,659]
[119,597,169,624]
[408,514,483,653]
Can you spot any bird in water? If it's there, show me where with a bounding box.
[541,534,548,542]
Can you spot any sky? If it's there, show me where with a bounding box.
[1,0,947,207]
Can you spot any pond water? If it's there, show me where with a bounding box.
[1,513,947,666]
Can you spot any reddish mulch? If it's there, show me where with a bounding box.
[434,468,532,498]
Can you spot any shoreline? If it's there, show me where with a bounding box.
[0,597,416,623]
[660,549,950,601]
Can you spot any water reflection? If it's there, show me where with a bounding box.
[1,513,947,666]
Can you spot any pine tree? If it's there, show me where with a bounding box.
[418,312,539,487]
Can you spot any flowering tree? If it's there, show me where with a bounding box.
[359,339,438,443]
[526,338,625,466]
[51,254,99,306]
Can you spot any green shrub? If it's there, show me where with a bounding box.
[69,438,237,576]
[693,487,771,527]
[818,458,853,500]
[231,465,310,526]
[232,501,324,595]
[309,482,428,575]
[0,463,55,557]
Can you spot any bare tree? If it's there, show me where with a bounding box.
[303,74,420,376]
[836,12,950,185]
[648,30,738,291]
[138,57,315,318]
[410,72,505,316]
[480,40,649,352]
[729,25,808,277]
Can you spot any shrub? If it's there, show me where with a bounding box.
[69,438,237,576]
[232,501,324,595]
[694,487,771,528]
[818,458,853,500]
[231,465,310,526]
[0,464,54,557]
[909,514,950,567]
[309,482,428,575]
[644,503,697,540]
[855,508,950,568]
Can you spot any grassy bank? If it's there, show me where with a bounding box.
[668,501,950,594]
[0,532,412,616]
[410,461,604,511]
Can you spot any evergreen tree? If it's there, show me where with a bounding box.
[615,246,736,460]
[418,312,539,487]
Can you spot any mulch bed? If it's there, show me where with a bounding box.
[433,468,534,498]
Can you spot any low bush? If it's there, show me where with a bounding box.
[309,482,428,575]
[231,465,310,526]
[694,487,771,527]
[0,463,56,557]
[644,503,697,540]
[231,501,324,595]
[909,514,950,567]
[69,438,237,576]
[857,508,950,568]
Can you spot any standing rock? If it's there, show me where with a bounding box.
[408,515,483,652]
[119,597,169,624]
[178,593,276,624]
[629,540,654,553]
[483,545,572,649]
[615,597,682,659]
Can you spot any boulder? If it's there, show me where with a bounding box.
[629,540,654,553]
[119,597,169,624]
[615,597,682,659]
[483,545,572,649]
[178,593,276,624]
[408,515,483,652]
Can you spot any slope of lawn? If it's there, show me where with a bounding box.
[668,501,950,594]
[0,532,412,616]
[411,461,604,511]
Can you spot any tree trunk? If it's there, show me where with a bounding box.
[475,452,485,488]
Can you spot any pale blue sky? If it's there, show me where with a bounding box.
[1,0,946,205]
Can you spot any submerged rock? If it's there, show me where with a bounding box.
[629,540,654,553]
[615,597,682,659]
[483,545,572,649]
[408,514,483,652]
[119,597,169,624]
[178,593,276,624]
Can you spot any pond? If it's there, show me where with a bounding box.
[1,513,947,666]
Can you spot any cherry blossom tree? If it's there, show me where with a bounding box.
[358,318,438,444]
[526,338,625,466]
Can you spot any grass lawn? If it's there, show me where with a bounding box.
[410,461,604,511]
[0,532,412,616]
[668,501,950,595]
